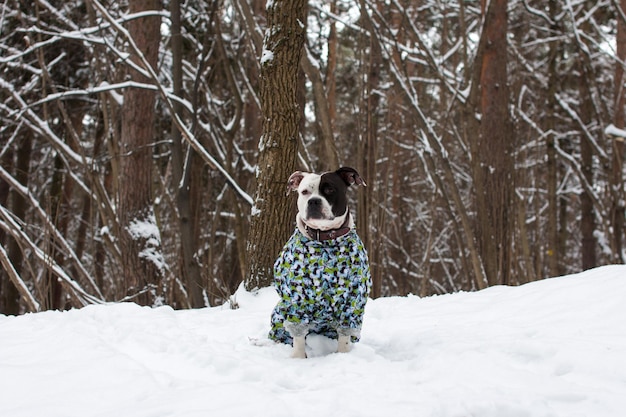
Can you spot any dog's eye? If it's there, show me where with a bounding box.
[301,190,310,196]
[322,186,334,196]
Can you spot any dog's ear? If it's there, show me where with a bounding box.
[336,167,367,187]
[286,171,305,195]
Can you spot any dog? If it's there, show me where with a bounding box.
[268,167,372,358]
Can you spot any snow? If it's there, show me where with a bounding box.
[260,48,274,65]
[1,265,626,416]
[126,212,166,273]
[605,123,626,141]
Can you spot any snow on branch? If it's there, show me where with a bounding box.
[86,0,254,207]
[0,243,40,312]
[553,139,606,214]
[555,93,609,160]
[0,165,104,300]
[0,205,103,307]
[605,124,626,142]
[0,76,92,167]
[27,81,194,114]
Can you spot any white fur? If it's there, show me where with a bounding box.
[285,322,359,358]
[337,335,351,353]
[291,336,307,359]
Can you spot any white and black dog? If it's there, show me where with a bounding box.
[268,167,372,358]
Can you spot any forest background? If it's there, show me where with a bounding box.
[0,0,625,314]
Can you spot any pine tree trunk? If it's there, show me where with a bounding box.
[118,0,164,305]
[358,0,383,298]
[612,0,626,263]
[0,136,31,314]
[244,0,306,291]
[546,0,561,277]
[472,0,514,286]
[169,0,204,308]
[578,33,597,270]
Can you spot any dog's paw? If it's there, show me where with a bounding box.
[291,350,307,359]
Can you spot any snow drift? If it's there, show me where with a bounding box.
[1,265,625,417]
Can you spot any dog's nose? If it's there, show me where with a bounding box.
[306,198,324,219]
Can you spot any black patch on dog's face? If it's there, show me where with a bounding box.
[319,172,350,217]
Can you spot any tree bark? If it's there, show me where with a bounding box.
[326,0,338,147]
[244,0,306,290]
[301,48,339,170]
[578,31,597,270]
[472,0,514,286]
[168,0,204,308]
[0,137,31,314]
[358,0,383,298]
[612,0,626,264]
[576,90,596,269]
[118,0,165,305]
[546,0,561,277]
[46,154,66,310]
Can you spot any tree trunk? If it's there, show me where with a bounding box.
[545,0,560,277]
[237,0,264,291]
[358,0,383,298]
[169,0,204,308]
[301,49,339,171]
[0,136,31,314]
[612,0,626,264]
[118,0,165,305]
[46,154,66,310]
[244,0,307,291]
[578,61,596,270]
[472,0,513,286]
[0,148,11,313]
[326,0,338,147]
[569,8,598,271]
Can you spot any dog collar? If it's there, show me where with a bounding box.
[303,212,352,241]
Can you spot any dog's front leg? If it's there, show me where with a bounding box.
[337,334,350,353]
[292,335,307,358]
[337,327,358,353]
[284,322,309,359]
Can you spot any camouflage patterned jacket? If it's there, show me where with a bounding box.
[269,228,371,344]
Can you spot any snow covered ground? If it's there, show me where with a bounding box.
[1,265,625,417]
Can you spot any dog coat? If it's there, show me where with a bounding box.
[269,228,371,345]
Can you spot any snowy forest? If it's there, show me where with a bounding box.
[0,0,625,314]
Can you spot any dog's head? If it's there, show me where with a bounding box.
[287,167,366,231]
